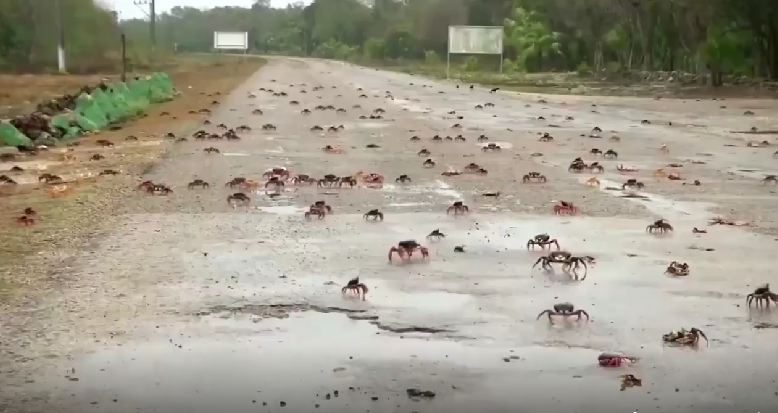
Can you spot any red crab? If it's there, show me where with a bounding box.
[388,240,429,262]
[553,201,579,215]
[16,215,35,226]
[598,353,638,367]
[263,167,291,180]
[363,173,384,185]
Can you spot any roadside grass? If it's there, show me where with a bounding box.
[0,54,266,303]
[355,60,778,99]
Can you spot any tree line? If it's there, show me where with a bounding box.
[2,0,777,85]
[0,0,121,73]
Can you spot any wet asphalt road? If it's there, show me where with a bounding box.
[2,57,778,413]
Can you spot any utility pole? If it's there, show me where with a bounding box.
[56,0,66,73]
[133,0,156,49]
[112,10,127,82]
[151,0,156,50]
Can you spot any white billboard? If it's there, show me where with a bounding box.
[448,26,503,55]
[213,32,249,50]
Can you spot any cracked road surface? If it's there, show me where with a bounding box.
[2,57,778,413]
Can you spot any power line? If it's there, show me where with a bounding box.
[133,0,156,49]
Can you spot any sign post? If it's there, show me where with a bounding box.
[447,26,504,79]
[213,31,249,55]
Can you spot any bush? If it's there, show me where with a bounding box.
[503,58,521,73]
[363,38,385,60]
[463,56,479,72]
[424,50,440,65]
[604,61,621,73]
[576,61,592,76]
[312,40,357,60]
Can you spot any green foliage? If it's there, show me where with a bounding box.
[463,56,480,72]
[0,0,121,73]
[4,0,777,82]
[313,39,357,60]
[503,7,564,72]
[424,50,441,65]
[501,58,514,72]
[363,38,385,60]
[576,61,591,76]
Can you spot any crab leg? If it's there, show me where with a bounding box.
[536,309,555,322]
[576,260,589,281]
[696,329,709,346]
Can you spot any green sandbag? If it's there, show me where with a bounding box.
[0,121,34,147]
[75,93,108,130]
[64,126,81,139]
[155,72,174,94]
[128,78,151,108]
[148,73,173,102]
[118,82,145,116]
[51,114,71,131]
[91,89,121,123]
[51,114,82,139]
[106,83,131,119]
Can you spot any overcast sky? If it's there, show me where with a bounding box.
[111,0,308,20]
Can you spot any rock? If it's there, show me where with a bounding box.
[34,132,58,147]
[406,389,436,399]
[0,146,20,155]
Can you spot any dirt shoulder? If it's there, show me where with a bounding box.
[0,55,265,303]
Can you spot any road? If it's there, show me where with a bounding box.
[2,57,778,413]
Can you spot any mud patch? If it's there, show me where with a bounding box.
[753,322,778,329]
[195,303,455,335]
[620,193,651,200]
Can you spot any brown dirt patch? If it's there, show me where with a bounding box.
[0,55,265,303]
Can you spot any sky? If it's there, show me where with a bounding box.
[110,0,306,20]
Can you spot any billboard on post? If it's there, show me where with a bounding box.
[213,32,249,50]
[446,26,505,78]
[448,26,503,55]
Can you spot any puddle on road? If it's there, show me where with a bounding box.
[387,202,428,207]
[390,98,429,113]
[371,182,461,203]
[725,167,778,180]
[48,311,648,413]
[257,205,307,215]
[589,177,715,220]
[433,180,463,200]
[46,313,519,412]
[353,122,388,129]
[39,307,774,413]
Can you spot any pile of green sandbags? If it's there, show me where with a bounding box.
[0,72,175,148]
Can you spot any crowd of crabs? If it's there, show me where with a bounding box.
[120,77,778,386]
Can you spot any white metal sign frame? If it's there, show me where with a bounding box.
[213,31,249,53]
[447,25,504,79]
